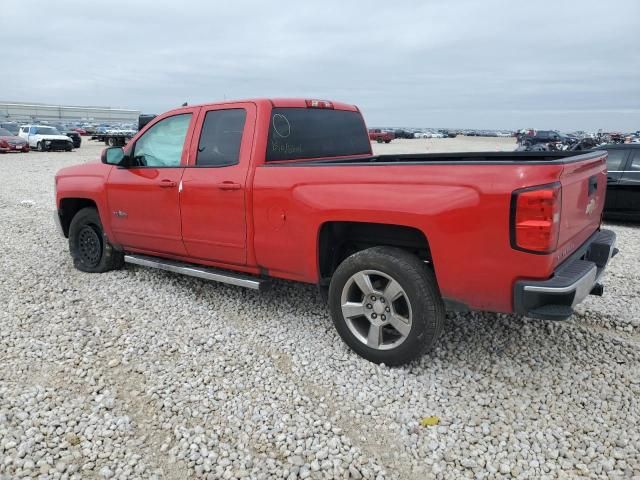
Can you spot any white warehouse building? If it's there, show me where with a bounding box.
[0,101,140,123]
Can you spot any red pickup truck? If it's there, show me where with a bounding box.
[54,98,617,365]
[368,128,394,143]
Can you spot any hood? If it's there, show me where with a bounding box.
[0,135,26,144]
[39,135,73,141]
[56,160,105,179]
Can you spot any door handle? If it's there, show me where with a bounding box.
[217,181,242,191]
[159,179,177,188]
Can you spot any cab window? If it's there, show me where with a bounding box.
[629,151,640,172]
[605,149,628,171]
[132,114,192,167]
[196,109,246,167]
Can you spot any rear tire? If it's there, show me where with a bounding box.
[328,246,444,365]
[68,207,124,273]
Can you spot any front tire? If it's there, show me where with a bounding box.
[68,207,123,273]
[328,246,444,365]
[37,142,46,152]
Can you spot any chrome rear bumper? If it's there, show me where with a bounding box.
[513,229,617,320]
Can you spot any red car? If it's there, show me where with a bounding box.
[72,127,88,136]
[368,128,394,143]
[54,98,617,365]
[0,127,29,153]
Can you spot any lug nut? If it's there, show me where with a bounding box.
[366,303,372,309]
[381,314,386,321]
[385,307,390,312]
[370,295,376,301]
[371,313,377,319]
[380,298,385,303]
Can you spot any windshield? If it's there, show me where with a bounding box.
[36,127,61,135]
[266,108,371,161]
[1,124,19,134]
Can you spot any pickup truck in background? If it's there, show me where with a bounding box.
[54,98,617,365]
[368,128,394,143]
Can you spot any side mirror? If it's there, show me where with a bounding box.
[101,146,126,165]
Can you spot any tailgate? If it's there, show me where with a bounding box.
[555,151,607,267]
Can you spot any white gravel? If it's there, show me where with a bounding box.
[0,139,639,479]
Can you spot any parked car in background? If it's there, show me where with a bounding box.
[18,125,74,151]
[393,129,415,139]
[368,129,394,143]
[0,127,29,153]
[54,125,82,148]
[416,131,445,139]
[72,127,88,136]
[598,144,640,221]
[0,122,20,135]
[520,130,563,145]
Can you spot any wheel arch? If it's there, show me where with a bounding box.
[58,197,98,237]
[317,221,433,284]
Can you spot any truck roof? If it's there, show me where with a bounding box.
[164,98,360,115]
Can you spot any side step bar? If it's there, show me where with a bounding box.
[124,254,266,290]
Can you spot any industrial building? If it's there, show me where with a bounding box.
[0,101,140,124]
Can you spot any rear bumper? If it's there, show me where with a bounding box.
[513,229,617,320]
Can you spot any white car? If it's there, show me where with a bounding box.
[18,125,74,152]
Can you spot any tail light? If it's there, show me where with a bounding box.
[305,99,334,109]
[510,182,561,254]
[0,140,8,148]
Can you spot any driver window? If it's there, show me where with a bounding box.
[132,113,192,167]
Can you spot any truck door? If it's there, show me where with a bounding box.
[106,111,197,255]
[603,148,630,215]
[179,103,256,265]
[616,149,640,217]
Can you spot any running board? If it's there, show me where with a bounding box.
[124,254,266,290]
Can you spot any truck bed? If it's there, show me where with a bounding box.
[287,150,603,166]
[254,148,608,313]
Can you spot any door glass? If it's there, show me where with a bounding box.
[629,151,640,171]
[605,150,628,171]
[196,109,246,167]
[132,113,192,167]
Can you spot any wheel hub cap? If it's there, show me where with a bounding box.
[78,225,101,267]
[340,270,413,351]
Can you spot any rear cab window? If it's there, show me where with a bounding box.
[266,108,371,162]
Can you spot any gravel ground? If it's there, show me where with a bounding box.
[0,138,639,480]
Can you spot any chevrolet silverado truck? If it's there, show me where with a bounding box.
[54,98,617,365]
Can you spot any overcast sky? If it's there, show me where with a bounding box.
[1,0,638,131]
